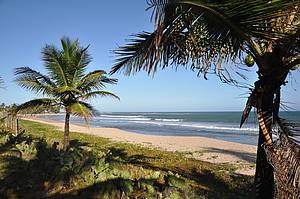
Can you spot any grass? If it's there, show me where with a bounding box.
[0,120,254,198]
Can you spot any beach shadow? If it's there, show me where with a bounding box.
[0,135,102,199]
[47,177,162,199]
[191,168,255,199]
[202,147,257,163]
[103,147,254,198]
[105,147,160,164]
[45,168,254,199]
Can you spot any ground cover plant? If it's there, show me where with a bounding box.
[0,120,254,198]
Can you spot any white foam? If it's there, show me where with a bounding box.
[131,121,258,132]
[154,119,183,122]
[96,117,151,121]
[100,114,143,118]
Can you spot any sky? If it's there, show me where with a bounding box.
[0,0,299,112]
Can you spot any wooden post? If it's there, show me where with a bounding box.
[16,119,19,134]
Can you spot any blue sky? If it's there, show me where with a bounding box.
[0,0,299,112]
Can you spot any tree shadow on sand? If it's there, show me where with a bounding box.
[201,147,257,163]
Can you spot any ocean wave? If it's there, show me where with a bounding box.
[100,114,143,118]
[154,119,183,122]
[96,117,151,121]
[132,121,258,132]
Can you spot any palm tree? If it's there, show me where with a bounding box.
[110,1,300,198]
[15,37,119,151]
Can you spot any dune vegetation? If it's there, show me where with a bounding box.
[0,120,254,198]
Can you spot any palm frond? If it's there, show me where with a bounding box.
[16,98,58,113]
[150,0,298,40]
[240,90,255,128]
[69,101,97,124]
[60,37,92,85]
[264,117,300,198]
[14,67,56,95]
[14,67,56,87]
[277,118,300,144]
[112,0,300,82]
[52,86,83,95]
[79,91,120,100]
[77,70,118,93]
[42,44,68,87]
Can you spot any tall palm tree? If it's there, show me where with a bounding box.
[15,37,119,151]
[110,1,300,198]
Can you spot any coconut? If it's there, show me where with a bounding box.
[244,54,255,67]
[291,64,300,71]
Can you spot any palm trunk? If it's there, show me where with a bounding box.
[255,130,274,198]
[63,112,70,151]
[254,81,275,199]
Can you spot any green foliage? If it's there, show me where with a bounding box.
[165,191,181,199]
[15,141,37,159]
[0,120,254,198]
[166,173,186,188]
[4,131,32,148]
[61,147,111,184]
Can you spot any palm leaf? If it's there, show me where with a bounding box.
[16,98,58,113]
[69,101,97,124]
[277,118,300,145]
[79,91,120,100]
[60,37,92,85]
[42,44,68,86]
[14,67,56,95]
[111,0,300,82]
[77,70,118,93]
[52,86,83,95]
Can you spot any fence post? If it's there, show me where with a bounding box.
[16,118,19,134]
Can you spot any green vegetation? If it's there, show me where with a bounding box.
[14,37,119,151]
[0,102,59,114]
[0,120,254,198]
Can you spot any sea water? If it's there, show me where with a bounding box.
[39,111,300,146]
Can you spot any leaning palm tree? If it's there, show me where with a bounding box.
[15,37,119,151]
[110,1,300,198]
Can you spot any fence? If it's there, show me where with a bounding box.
[0,111,19,133]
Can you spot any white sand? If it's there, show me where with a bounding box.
[21,116,257,175]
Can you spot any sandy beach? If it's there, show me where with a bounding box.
[21,116,257,175]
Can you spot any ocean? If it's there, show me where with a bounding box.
[38,111,300,146]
